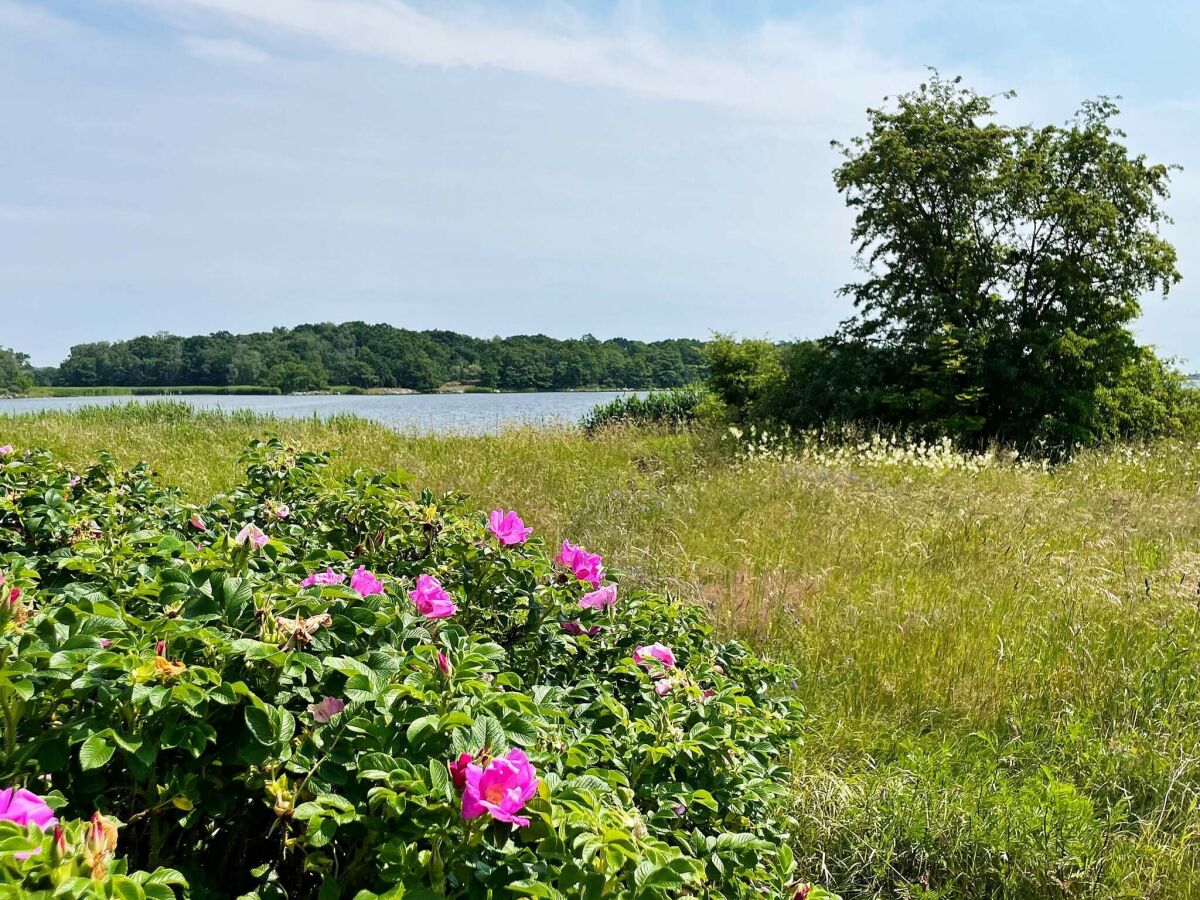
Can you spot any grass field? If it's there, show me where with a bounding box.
[4,402,1200,898]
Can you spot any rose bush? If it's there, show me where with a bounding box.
[0,439,829,898]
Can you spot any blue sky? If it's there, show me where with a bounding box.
[2,0,1198,367]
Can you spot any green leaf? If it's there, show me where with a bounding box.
[244,705,275,745]
[80,733,115,770]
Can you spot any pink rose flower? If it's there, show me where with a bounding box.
[633,643,676,671]
[409,574,457,619]
[0,787,57,858]
[349,566,384,597]
[308,696,345,724]
[579,584,617,611]
[556,541,604,588]
[98,638,112,648]
[0,445,11,457]
[653,678,676,696]
[436,651,451,676]
[235,524,268,549]
[461,748,539,827]
[300,568,346,589]
[67,476,81,489]
[488,510,533,545]
[275,504,290,520]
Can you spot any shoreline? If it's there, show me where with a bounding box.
[8,385,656,400]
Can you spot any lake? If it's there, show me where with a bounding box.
[0,391,642,434]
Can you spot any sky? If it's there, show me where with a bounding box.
[2,0,1198,368]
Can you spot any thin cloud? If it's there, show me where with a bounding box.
[138,0,922,126]
[182,35,271,64]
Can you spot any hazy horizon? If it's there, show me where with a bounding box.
[3,0,1197,367]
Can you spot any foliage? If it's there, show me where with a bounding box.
[0,817,187,899]
[0,438,808,897]
[705,333,1200,450]
[0,350,32,395]
[1092,347,1200,442]
[581,387,712,434]
[829,72,1181,447]
[42,326,707,394]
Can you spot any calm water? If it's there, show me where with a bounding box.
[0,391,642,434]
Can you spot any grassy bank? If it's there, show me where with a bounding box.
[21,385,284,397]
[3,403,1200,897]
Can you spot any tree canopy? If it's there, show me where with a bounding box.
[0,348,33,394]
[830,73,1181,446]
[46,324,706,392]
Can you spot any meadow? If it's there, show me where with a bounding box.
[3,402,1200,898]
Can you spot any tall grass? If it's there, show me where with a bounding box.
[3,402,1200,897]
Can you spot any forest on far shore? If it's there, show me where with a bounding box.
[2,323,707,393]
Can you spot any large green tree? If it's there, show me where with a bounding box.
[833,73,1181,446]
[0,348,32,394]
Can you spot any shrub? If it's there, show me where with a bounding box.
[0,440,822,897]
[582,387,712,435]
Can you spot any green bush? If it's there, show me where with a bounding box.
[0,440,823,898]
[581,387,712,435]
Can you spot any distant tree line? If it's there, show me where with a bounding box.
[42,324,707,392]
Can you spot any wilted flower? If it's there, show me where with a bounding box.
[155,639,167,657]
[189,516,207,532]
[235,524,268,549]
[579,584,617,611]
[556,541,604,587]
[448,752,473,792]
[653,678,676,696]
[307,696,345,723]
[276,613,333,645]
[461,749,539,827]
[633,643,676,671]
[0,787,57,858]
[98,638,112,648]
[560,620,601,638]
[0,445,11,457]
[488,509,532,545]
[300,568,346,589]
[67,476,81,489]
[274,504,290,520]
[349,566,384,597]
[409,574,457,619]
